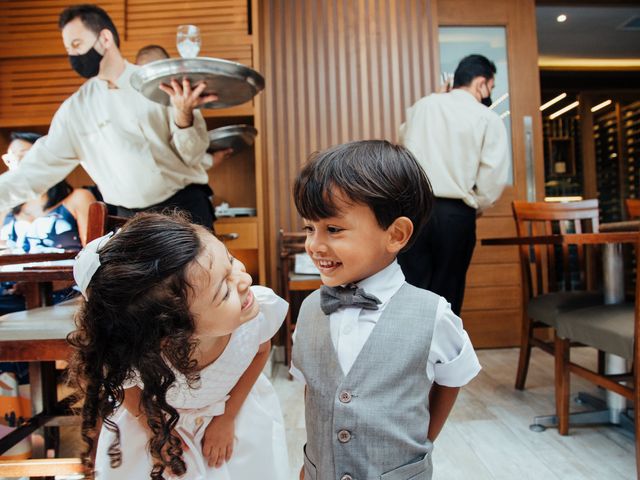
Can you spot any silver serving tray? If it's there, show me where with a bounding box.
[130,57,265,109]
[208,124,258,152]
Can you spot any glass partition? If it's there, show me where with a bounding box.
[439,26,513,184]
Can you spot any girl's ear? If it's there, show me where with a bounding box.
[386,216,413,254]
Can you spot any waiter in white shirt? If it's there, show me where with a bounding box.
[0,4,220,228]
[398,54,509,315]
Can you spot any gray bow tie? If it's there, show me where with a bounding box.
[320,284,381,315]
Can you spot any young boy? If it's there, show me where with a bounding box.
[290,140,481,480]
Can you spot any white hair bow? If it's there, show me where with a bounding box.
[73,232,114,299]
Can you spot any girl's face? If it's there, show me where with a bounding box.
[188,229,259,338]
[2,139,32,171]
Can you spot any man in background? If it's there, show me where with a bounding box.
[398,54,509,315]
[135,44,170,65]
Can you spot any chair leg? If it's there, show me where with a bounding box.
[284,309,292,369]
[597,349,606,376]
[635,361,640,479]
[555,334,570,436]
[515,314,533,390]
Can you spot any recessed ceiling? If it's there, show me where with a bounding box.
[537,5,640,68]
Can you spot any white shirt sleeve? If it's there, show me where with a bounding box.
[252,286,289,344]
[427,297,481,387]
[168,108,210,168]
[474,113,509,212]
[0,102,80,211]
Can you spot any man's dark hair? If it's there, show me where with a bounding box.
[453,54,496,88]
[293,140,434,251]
[58,4,120,48]
[10,131,42,145]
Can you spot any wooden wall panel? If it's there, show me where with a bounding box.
[258,0,439,285]
[0,1,125,58]
[0,0,253,126]
[126,0,247,39]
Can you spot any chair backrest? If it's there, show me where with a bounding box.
[86,202,128,242]
[512,200,600,298]
[278,230,308,292]
[626,198,640,219]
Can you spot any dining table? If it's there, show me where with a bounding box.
[0,250,78,459]
[481,230,639,431]
[0,250,77,309]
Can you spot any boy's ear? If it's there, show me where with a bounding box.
[386,216,413,253]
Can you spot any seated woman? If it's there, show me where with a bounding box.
[1,131,95,252]
[0,131,96,313]
[0,132,95,460]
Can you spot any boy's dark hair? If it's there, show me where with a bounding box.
[453,54,496,88]
[136,44,170,62]
[58,4,120,48]
[9,132,72,212]
[293,140,434,250]
[68,212,203,478]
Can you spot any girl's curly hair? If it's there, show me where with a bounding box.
[67,212,204,479]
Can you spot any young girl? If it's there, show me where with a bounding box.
[68,212,289,479]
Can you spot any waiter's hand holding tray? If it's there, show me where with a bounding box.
[131,57,265,109]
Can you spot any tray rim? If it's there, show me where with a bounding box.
[130,57,265,92]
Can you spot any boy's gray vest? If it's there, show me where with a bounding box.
[292,283,438,480]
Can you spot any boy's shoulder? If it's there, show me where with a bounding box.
[394,282,441,302]
[299,288,322,311]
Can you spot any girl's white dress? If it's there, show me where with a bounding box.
[95,286,289,480]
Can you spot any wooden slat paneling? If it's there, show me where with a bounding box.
[258,0,439,286]
[0,1,125,58]
[461,309,521,348]
[0,42,253,127]
[0,56,83,126]
[466,262,520,287]
[126,0,247,40]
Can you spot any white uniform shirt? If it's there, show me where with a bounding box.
[400,89,509,212]
[290,261,481,387]
[0,62,210,211]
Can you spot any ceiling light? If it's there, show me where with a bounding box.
[591,99,612,113]
[557,14,567,23]
[549,101,579,120]
[540,93,567,111]
[500,110,510,119]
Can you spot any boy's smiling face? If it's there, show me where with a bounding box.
[303,189,405,287]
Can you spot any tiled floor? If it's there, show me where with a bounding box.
[56,347,635,479]
[272,347,636,480]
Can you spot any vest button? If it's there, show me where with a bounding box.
[339,391,352,403]
[340,475,353,480]
[337,429,351,443]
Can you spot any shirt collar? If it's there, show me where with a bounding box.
[114,61,137,89]
[451,88,479,103]
[355,260,405,308]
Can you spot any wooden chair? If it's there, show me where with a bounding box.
[627,198,640,219]
[278,230,322,369]
[0,201,126,477]
[554,232,639,475]
[513,199,603,390]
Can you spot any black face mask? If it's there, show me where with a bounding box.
[69,40,103,78]
[481,96,493,108]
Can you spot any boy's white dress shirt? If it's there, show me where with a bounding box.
[290,260,481,386]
